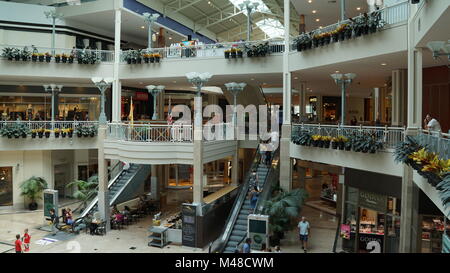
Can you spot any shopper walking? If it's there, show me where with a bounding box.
[424,114,442,133]
[298,216,310,253]
[22,229,31,252]
[15,234,23,253]
[49,208,59,236]
[242,238,252,253]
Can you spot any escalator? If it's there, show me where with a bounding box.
[81,163,151,218]
[211,149,280,253]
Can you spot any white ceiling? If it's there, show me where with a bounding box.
[291,0,369,33]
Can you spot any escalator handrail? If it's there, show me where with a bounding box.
[108,165,144,206]
[80,164,139,218]
[211,148,261,253]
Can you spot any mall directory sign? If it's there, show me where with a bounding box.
[182,203,198,248]
[43,189,58,218]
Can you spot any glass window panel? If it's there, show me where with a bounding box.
[0,167,13,207]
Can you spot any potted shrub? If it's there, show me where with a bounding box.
[143,53,151,63]
[292,130,311,146]
[66,175,98,213]
[19,176,48,210]
[76,127,83,137]
[61,53,69,63]
[2,47,15,61]
[54,128,61,138]
[230,48,237,58]
[338,136,348,150]
[45,52,52,62]
[31,52,38,62]
[67,128,73,138]
[322,136,332,148]
[44,129,51,138]
[153,53,161,63]
[61,128,67,138]
[236,48,243,58]
[344,138,352,151]
[21,47,31,61]
[13,48,21,61]
[311,135,321,147]
[38,53,45,62]
[150,53,155,63]
[0,126,13,138]
[224,49,231,59]
[331,137,340,149]
[55,54,61,63]
[37,128,44,138]
[31,129,37,138]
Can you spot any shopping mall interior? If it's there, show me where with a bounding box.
[0,0,449,255]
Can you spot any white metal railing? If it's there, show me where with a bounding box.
[107,123,193,142]
[0,120,98,131]
[0,44,114,63]
[120,39,285,63]
[292,0,409,45]
[292,123,405,150]
[417,130,450,160]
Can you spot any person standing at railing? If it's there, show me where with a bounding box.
[424,114,441,134]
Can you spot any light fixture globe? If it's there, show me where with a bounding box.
[427,41,446,54]
[91,77,103,84]
[156,85,165,91]
[330,73,343,81]
[146,85,156,92]
[345,73,357,80]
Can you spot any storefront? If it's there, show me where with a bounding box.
[342,168,402,253]
[0,167,13,207]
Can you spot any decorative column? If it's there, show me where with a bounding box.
[97,125,110,230]
[299,82,306,119]
[340,0,346,21]
[374,87,380,121]
[44,10,63,56]
[399,24,422,252]
[331,73,357,126]
[146,85,165,120]
[91,78,113,124]
[143,12,160,51]
[238,0,260,41]
[43,84,63,129]
[279,0,292,192]
[112,6,122,123]
[186,72,212,205]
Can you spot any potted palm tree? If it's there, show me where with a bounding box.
[20,176,48,210]
[66,175,98,213]
[263,188,308,246]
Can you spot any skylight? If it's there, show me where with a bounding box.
[256,18,285,38]
[228,0,271,14]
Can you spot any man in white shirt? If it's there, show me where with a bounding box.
[298,216,310,253]
[424,114,442,132]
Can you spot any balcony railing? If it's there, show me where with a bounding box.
[0,45,115,63]
[0,120,98,131]
[107,123,193,143]
[416,130,450,160]
[291,0,409,51]
[292,123,405,150]
[120,39,285,63]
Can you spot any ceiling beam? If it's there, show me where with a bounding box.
[173,0,205,13]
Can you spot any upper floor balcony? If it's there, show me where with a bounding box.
[290,123,406,177]
[0,120,100,151]
[104,122,238,165]
[0,45,114,79]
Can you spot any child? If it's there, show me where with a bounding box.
[22,229,31,252]
[15,234,22,253]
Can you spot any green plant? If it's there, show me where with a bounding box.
[393,136,423,164]
[66,175,98,212]
[2,47,20,60]
[263,188,308,234]
[292,129,311,146]
[0,123,30,138]
[436,173,450,211]
[19,176,48,208]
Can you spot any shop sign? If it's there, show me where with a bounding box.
[359,233,383,253]
[359,190,387,212]
[135,92,149,101]
[181,204,197,248]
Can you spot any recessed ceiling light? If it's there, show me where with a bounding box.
[356,7,361,11]
[381,63,387,66]
[312,10,317,14]
[251,78,255,81]
[294,77,298,80]
[141,26,145,29]
[139,82,143,84]
[308,0,312,3]
[335,70,340,73]
[173,81,177,83]
[208,1,211,4]
[319,26,323,29]
[263,83,267,85]
[315,19,320,22]
[169,37,172,40]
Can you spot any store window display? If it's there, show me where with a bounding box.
[0,167,13,207]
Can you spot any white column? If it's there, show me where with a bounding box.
[299,82,306,119]
[97,125,110,230]
[279,0,292,192]
[374,87,380,121]
[193,95,204,205]
[407,48,423,129]
[112,8,121,122]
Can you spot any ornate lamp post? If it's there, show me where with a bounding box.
[44,10,64,56]
[427,40,450,60]
[43,84,63,128]
[224,82,247,126]
[91,77,113,125]
[238,0,260,41]
[143,12,160,51]
[146,85,165,120]
[330,73,356,126]
[186,72,213,132]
